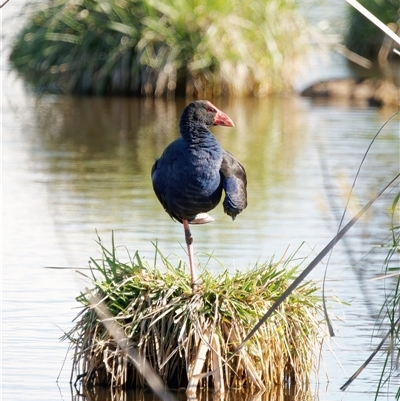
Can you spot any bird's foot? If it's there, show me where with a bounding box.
[189,213,214,224]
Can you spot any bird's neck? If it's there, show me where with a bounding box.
[179,121,216,145]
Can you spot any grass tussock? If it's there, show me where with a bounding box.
[65,235,325,392]
[10,0,312,96]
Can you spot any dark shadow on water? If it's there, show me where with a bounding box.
[71,384,312,401]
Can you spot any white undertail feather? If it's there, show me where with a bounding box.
[189,213,214,224]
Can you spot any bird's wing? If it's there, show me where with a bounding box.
[220,149,247,220]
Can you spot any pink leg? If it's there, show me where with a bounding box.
[183,219,198,292]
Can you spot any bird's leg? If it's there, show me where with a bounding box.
[183,219,198,292]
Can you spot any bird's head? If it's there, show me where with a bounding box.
[181,100,235,129]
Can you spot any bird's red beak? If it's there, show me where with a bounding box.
[213,108,235,127]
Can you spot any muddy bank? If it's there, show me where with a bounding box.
[301,78,399,108]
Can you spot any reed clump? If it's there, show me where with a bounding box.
[345,0,399,60]
[10,0,311,97]
[65,236,325,392]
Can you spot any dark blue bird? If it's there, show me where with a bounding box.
[151,100,247,291]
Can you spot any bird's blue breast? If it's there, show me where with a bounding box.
[152,136,223,220]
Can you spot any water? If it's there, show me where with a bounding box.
[2,3,400,401]
[3,69,399,400]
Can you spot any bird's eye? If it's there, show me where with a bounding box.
[207,107,215,113]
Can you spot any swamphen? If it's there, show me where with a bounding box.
[151,100,247,291]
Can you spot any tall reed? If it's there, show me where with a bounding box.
[345,0,399,59]
[376,193,400,400]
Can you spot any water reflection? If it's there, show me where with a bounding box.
[31,95,307,191]
[72,385,312,401]
[25,94,317,270]
[25,93,399,271]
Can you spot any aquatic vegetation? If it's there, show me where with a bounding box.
[64,235,325,391]
[9,0,312,96]
[340,192,400,400]
[377,193,400,400]
[345,0,400,59]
